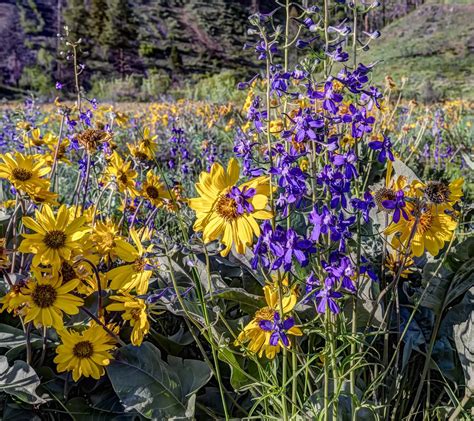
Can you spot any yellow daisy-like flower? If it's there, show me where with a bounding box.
[385,251,415,279]
[18,204,89,270]
[189,158,273,256]
[385,202,457,257]
[90,219,122,261]
[0,152,50,195]
[141,170,172,208]
[0,280,28,315]
[54,325,115,382]
[107,228,153,294]
[139,126,158,159]
[235,280,302,359]
[107,294,149,346]
[413,178,463,209]
[15,271,83,329]
[106,151,138,196]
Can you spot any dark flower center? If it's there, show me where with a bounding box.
[255,307,276,323]
[118,173,128,184]
[146,185,160,199]
[12,168,33,182]
[425,181,450,205]
[133,257,146,273]
[61,261,77,283]
[130,307,142,321]
[32,284,57,308]
[374,187,395,211]
[43,230,67,249]
[72,340,94,358]
[216,195,239,221]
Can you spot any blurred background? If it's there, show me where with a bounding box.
[0,0,472,102]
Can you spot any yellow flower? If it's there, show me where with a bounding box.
[141,171,172,208]
[385,251,415,279]
[189,158,273,256]
[413,178,463,209]
[44,135,71,166]
[0,152,50,195]
[106,151,138,196]
[18,204,89,270]
[30,186,60,206]
[139,127,158,158]
[107,228,153,294]
[385,202,457,257]
[22,128,44,148]
[16,271,83,329]
[90,218,122,261]
[235,280,302,359]
[107,294,149,346]
[0,279,28,315]
[54,325,115,382]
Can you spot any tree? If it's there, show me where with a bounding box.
[101,0,139,77]
[88,0,108,43]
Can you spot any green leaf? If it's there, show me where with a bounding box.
[167,355,212,397]
[218,347,250,390]
[106,342,211,419]
[210,287,265,312]
[0,356,47,404]
[0,324,41,349]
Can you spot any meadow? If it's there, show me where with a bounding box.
[0,1,473,420]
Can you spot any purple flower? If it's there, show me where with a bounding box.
[259,312,295,347]
[315,285,343,314]
[351,191,375,223]
[287,109,324,143]
[55,81,63,90]
[228,186,256,215]
[382,190,408,223]
[331,150,358,180]
[311,81,343,114]
[369,135,394,163]
[308,205,334,242]
[326,46,349,62]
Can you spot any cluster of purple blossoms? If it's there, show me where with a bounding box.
[252,221,316,273]
[243,14,383,317]
[168,126,191,174]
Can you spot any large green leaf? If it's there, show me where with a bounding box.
[0,356,46,404]
[0,324,41,349]
[106,342,211,420]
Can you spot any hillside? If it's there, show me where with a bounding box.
[365,2,474,101]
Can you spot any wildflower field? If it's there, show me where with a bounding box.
[0,1,473,420]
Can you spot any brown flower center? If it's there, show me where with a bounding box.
[254,307,275,323]
[43,230,67,249]
[133,257,146,273]
[146,185,160,199]
[425,181,450,205]
[374,187,396,211]
[61,261,77,283]
[417,210,434,235]
[12,168,33,182]
[215,194,239,221]
[130,307,142,321]
[72,340,94,358]
[32,284,57,308]
[118,173,128,184]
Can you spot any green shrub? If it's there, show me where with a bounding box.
[19,66,53,98]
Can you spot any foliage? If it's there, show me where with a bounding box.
[0,1,473,420]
